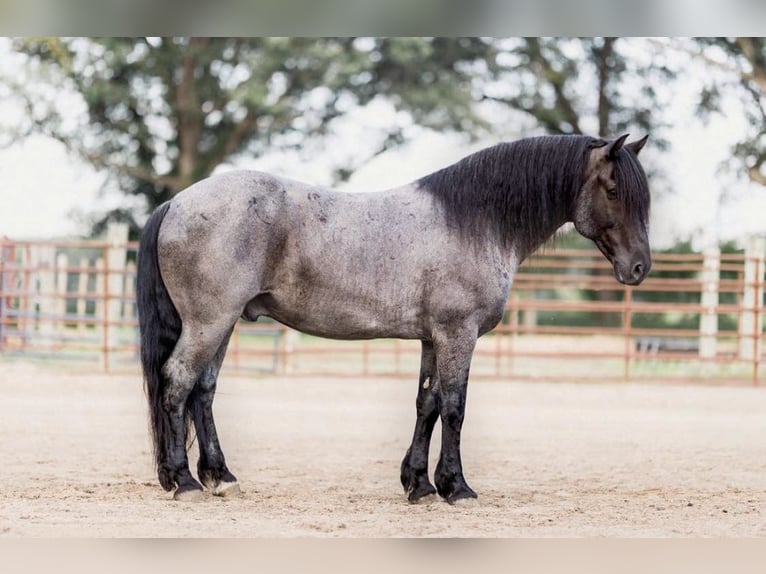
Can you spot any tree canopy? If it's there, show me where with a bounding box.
[485,38,673,143]
[5,37,675,236]
[10,38,493,218]
[693,37,766,187]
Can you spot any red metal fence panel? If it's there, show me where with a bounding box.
[1,237,764,384]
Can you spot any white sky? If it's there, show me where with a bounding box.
[1,41,765,250]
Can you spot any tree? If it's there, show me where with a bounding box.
[483,37,673,146]
[6,37,496,235]
[693,37,766,187]
[6,37,673,239]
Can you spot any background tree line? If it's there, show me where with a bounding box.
[6,37,764,236]
[0,37,711,233]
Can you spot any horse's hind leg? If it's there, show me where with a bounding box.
[400,341,439,503]
[188,328,240,497]
[161,319,237,501]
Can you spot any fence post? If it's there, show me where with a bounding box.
[623,286,633,381]
[699,246,720,360]
[123,261,137,328]
[55,253,68,330]
[739,236,766,362]
[508,291,518,378]
[76,256,90,334]
[0,238,6,348]
[36,244,57,341]
[103,223,129,370]
[522,291,537,333]
[284,328,300,374]
[20,244,31,347]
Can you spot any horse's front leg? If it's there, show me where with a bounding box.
[400,340,439,503]
[433,327,478,504]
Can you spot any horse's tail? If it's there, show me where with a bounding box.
[136,202,181,491]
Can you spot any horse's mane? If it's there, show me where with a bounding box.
[612,141,651,229]
[417,134,650,256]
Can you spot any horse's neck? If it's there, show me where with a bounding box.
[518,219,571,263]
[389,179,567,269]
[415,150,579,262]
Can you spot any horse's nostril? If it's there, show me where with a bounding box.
[633,262,644,278]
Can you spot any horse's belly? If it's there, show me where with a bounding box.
[246,288,424,340]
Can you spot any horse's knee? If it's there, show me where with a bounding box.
[438,382,467,421]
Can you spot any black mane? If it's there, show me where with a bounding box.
[612,141,651,228]
[417,134,649,256]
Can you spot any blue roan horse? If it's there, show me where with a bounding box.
[137,133,651,503]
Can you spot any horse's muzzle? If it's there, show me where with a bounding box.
[614,256,651,286]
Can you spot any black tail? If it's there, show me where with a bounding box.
[136,202,181,491]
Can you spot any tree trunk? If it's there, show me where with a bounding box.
[175,38,208,192]
[596,37,616,137]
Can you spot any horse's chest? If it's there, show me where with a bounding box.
[476,275,514,335]
[459,257,516,335]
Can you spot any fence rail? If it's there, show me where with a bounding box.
[1,234,764,384]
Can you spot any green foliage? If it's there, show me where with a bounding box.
[9,37,497,236]
[7,37,673,239]
[485,38,673,148]
[692,38,766,187]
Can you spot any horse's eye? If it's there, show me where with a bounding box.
[606,187,617,200]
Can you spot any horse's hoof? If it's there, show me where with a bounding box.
[401,459,437,503]
[410,492,437,505]
[212,481,241,498]
[445,486,478,505]
[448,493,479,506]
[406,481,437,504]
[173,484,206,502]
[436,472,478,505]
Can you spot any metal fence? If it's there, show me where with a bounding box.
[1,234,764,384]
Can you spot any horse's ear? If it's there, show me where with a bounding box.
[606,134,629,160]
[626,134,649,156]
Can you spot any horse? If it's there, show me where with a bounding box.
[136,133,651,503]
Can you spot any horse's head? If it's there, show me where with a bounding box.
[573,134,652,286]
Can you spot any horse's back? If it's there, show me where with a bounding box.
[161,170,293,221]
[155,169,516,340]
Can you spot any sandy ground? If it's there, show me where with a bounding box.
[1,361,765,537]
